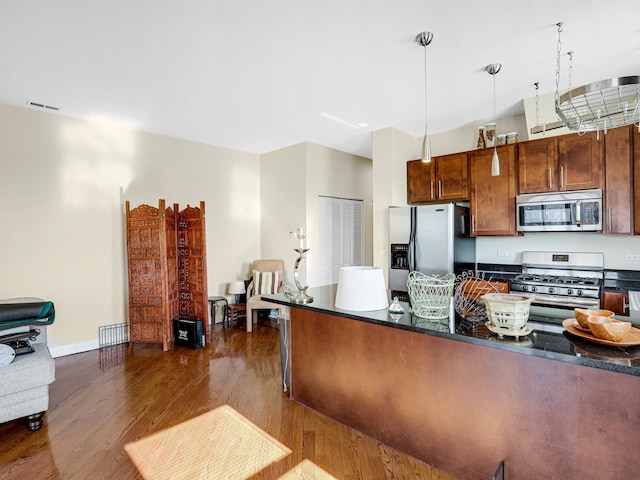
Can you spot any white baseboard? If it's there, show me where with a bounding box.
[50,340,99,358]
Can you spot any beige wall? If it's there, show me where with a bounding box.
[522,91,574,140]
[428,115,528,156]
[371,127,419,285]
[0,103,260,356]
[260,142,373,289]
[258,143,307,282]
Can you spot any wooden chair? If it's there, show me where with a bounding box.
[245,259,286,333]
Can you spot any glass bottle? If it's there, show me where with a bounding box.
[485,123,496,147]
[477,126,486,149]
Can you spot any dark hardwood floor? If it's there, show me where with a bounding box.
[0,320,456,480]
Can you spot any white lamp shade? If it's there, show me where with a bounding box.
[335,266,389,311]
[229,281,246,295]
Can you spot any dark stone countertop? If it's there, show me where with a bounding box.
[263,285,640,378]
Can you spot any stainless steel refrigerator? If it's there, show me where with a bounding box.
[388,203,476,297]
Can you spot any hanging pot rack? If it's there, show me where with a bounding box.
[553,22,640,135]
[530,22,640,136]
[555,75,640,133]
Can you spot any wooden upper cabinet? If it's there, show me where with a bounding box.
[603,126,633,235]
[407,153,469,204]
[469,145,517,236]
[557,131,603,191]
[407,159,435,203]
[634,127,640,236]
[435,152,469,201]
[518,137,557,193]
[517,131,603,194]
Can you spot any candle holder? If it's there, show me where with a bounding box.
[291,248,313,304]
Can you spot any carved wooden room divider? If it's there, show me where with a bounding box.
[176,202,208,330]
[125,200,208,351]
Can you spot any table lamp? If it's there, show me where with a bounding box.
[229,281,246,304]
[335,266,389,311]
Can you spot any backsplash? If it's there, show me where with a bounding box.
[476,232,640,270]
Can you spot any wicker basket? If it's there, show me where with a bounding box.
[407,271,456,319]
[453,271,500,322]
[482,293,535,329]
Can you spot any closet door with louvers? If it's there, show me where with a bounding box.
[318,196,363,286]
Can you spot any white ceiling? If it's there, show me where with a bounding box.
[1,1,638,158]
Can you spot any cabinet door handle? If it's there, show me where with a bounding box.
[560,166,564,189]
[548,168,552,190]
[471,214,476,234]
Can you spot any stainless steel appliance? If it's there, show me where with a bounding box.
[388,203,476,297]
[510,251,604,321]
[516,189,602,232]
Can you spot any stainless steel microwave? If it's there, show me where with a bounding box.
[516,189,602,232]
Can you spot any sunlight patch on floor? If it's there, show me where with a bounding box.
[125,405,291,479]
[278,459,337,479]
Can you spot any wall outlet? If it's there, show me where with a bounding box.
[625,253,640,261]
[497,250,509,257]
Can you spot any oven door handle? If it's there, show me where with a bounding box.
[575,200,581,227]
[531,295,599,307]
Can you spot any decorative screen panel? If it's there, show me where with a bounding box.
[126,200,177,351]
[176,202,208,334]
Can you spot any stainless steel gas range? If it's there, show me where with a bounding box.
[510,251,604,321]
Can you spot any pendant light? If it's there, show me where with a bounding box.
[416,31,434,163]
[486,63,501,176]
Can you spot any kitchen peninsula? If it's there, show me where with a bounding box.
[264,286,640,480]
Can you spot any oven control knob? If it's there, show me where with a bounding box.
[521,285,528,292]
[577,289,583,296]
[548,287,554,294]
[531,286,537,292]
[567,288,573,296]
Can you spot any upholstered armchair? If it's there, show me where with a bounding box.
[0,297,56,431]
[245,259,286,333]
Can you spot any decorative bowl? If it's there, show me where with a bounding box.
[587,316,632,342]
[574,308,614,329]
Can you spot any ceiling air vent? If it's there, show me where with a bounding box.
[26,100,60,111]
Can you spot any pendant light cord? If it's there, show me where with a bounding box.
[423,43,428,137]
[486,63,501,176]
[493,70,497,127]
[416,32,433,163]
[493,71,498,155]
